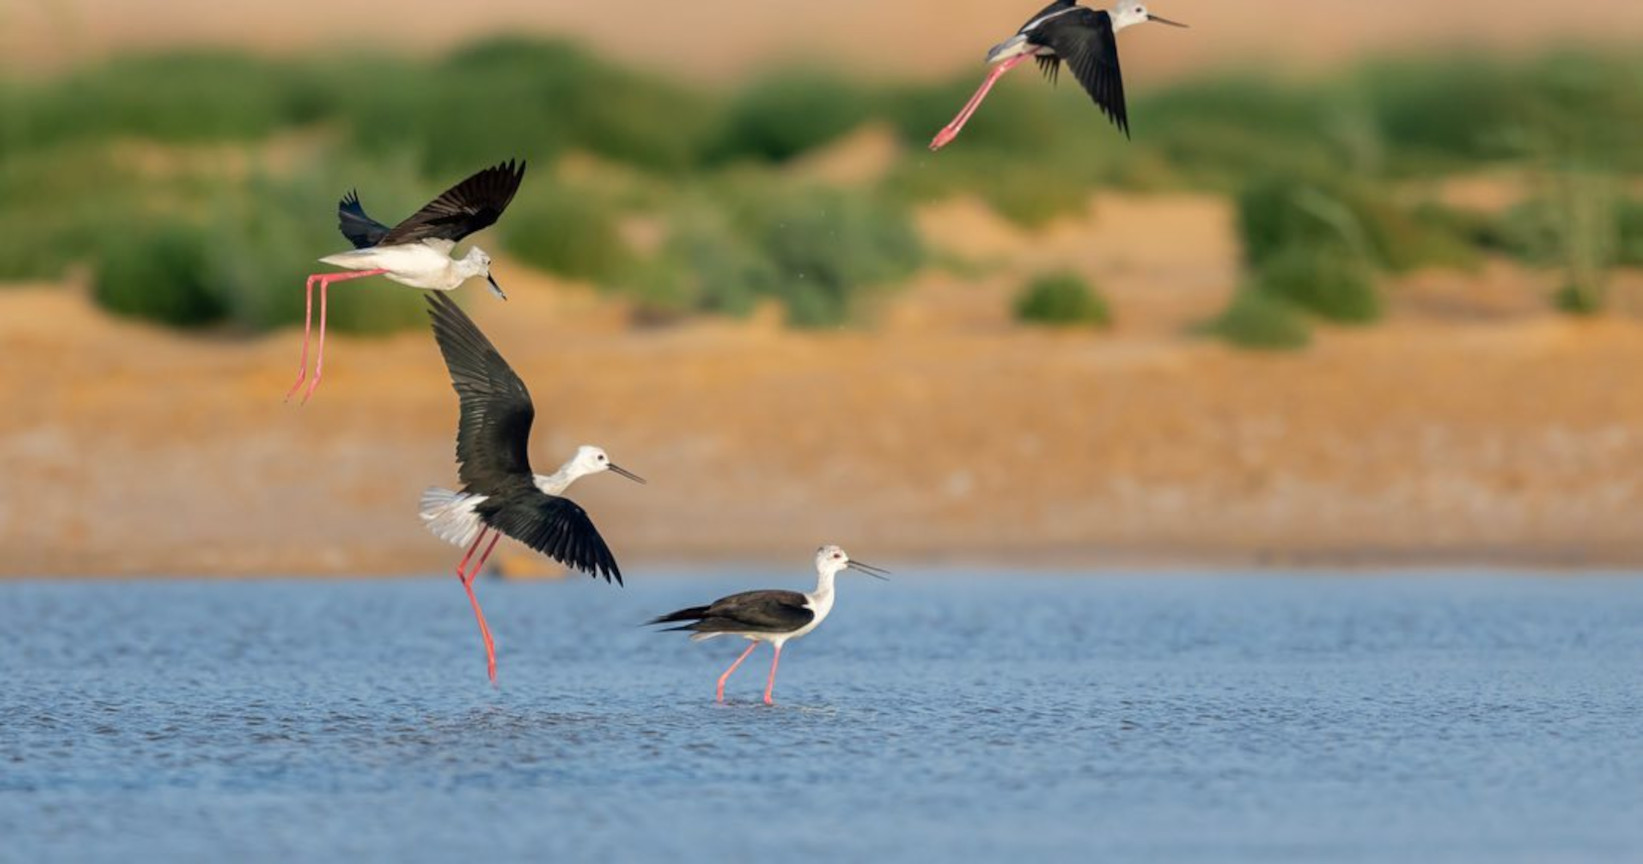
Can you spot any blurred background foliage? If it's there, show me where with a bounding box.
[2,38,1642,337]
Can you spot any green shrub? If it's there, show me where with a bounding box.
[1361,52,1643,172]
[1132,75,1358,186]
[1478,199,1555,263]
[1616,199,1643,267]
[4,52,333,152]
[1483,171,1619,317]
[625,202,776,318]
[501,183,630,284]
[742,184,925,326]
[347,38,714,177]
[1201,288,1312,350]
[1359,56,1534,166]
[1255,246,1381,324]
[90,170,428,334]
[711,72,873,163]
[0,147,142,280]
[94,219,225,327]
[1553,281,1605,315]
[1238,171,1476,275]
[1013,271,1111,327]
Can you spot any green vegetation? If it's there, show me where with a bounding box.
[501,183,629,284]
[1252,246,1381,325]
[90,167,429,334]
[1201,288,1312,351]
[709,71,873,163]
[740,183,924,326]
[94,220,223,327]
[1013,272,1112,327]
[4,41,1643,336]
[1236,171,1477,275]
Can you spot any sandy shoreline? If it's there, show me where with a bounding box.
[7,192,1643,576]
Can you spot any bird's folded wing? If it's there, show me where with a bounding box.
[1038,8,1129,137]
[698,590,814,633]
[480,488,622,585]
[424,292,536,486]
[380,159,527,246]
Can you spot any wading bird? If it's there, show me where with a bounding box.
[649,546,888,705]
[418,291,642,683]
[286,159,526,403]
[929,1,1186,151]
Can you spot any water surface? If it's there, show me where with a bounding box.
[2,572,1640,862]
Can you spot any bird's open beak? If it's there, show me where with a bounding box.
[608,463,646,485]
[846,560,891,581]
[1147,13,1188,27]
[486,274,508,300]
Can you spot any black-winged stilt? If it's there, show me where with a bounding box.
[286,159,527,403]
[419,291,643,683]
[649,546,888,705]
[929,1,1186,151]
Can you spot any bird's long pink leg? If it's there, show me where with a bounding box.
[455,527,491,586]
[457,530,504,683]
[459,571,498,684]
[283,274,322,402]
[762,644,784,706]
[295,268,387,404]
[716,642,759,703]
[929,52,1038,151]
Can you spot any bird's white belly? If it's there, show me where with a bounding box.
[320,243,459,290]
[986,34,1052,64]
[751,593,833,647]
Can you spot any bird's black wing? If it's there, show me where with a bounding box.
[378,159,527,247]
[424,292,536,488]
[1036,54,1061,86]
[656,590,814,634]
[478,483,622,585]
[337,190,391,249]
[1033,8,1129,137]
[1016,0,1076,34]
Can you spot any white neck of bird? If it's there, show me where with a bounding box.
[811,562,846,599]
[533,461,583,496]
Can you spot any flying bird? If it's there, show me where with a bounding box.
[419,291,643,683]
[286,159,526,403]
[929,2,1186,151]
[649,545,888,705]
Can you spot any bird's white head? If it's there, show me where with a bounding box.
[1110,2,1188,32]
[461,246,506,300]
[568,445,646,485]
[814,545,891,580]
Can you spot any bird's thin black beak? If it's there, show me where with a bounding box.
[487,274,508,300]
[846,560,891,581]
[1147,13,1188,27]
[608,463,646,485]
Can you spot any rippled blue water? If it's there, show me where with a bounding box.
[2,572,1641,862]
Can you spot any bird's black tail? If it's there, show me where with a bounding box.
[647,606,710,626]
